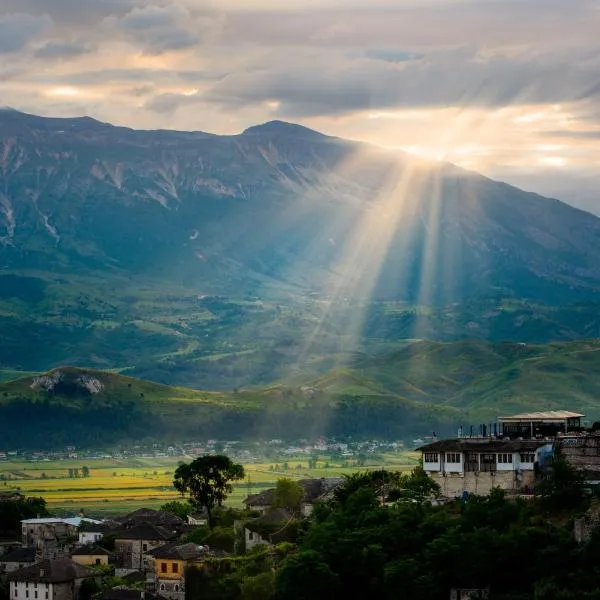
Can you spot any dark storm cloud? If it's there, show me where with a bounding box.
[0,13,52,53]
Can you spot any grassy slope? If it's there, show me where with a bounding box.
[2,338,600,448]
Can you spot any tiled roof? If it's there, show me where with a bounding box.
[116,509,184,528]
[113,522,175,542]
[7,558,92,583]
[71,545,111,556]
[499,411,584,421]
[147,542,206,561]
[244,478,342,507]
[0,547,36,564]
[94,587,166,600]
[417,438,552,453]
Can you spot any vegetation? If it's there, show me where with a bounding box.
[173,455,245,529]
[273,479,303,514]
[5,337,600,448]
[0,495,49,536]
[180,461,600,600]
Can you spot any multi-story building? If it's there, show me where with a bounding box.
[418,410,583,497]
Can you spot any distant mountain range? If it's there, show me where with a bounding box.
[2,109,600,391]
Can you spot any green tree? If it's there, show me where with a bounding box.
[173,455,244,529]
[82,466,90,478]
[274,550,340,600]
[273,478,304,514]
[535,445,585,510]
[160,500,193,520]
[68,468,74,478]
[241,572,275,600]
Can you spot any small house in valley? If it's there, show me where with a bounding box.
[71,544,110,566]
[147,543,207,600]
[113,523,176,572]
[0,547,36,574]
[7,558,92,600]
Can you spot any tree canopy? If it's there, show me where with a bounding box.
[173,455,244,528]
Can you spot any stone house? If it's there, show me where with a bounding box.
[418,438,552,497]
[7,558,92,600]
[22,519,102,561]
[244,478,342,517]
[113,523,176,572]
[244,508,296,551]
[147,543,207,600]
[70,545,110,567]
[0,547,36,574]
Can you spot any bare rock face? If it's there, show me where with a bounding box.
[30,370,103,394]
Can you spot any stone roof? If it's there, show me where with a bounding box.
[7,558,92,583]
[245,508,297,543]
[244,478,343,507]
[71,545,111,556]
[94,587,166,600]
[0,547,36,564]
[115,509,184,528]
[113,522,176,542]
[147,542,206,561]
[417,438,551,453]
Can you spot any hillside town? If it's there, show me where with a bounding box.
[2,409,600,600]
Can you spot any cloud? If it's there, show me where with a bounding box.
[0,13,52,53]
[202,50,600,117]
[363,49,424,63]
[110,3,210,54]
[34,41,94,60]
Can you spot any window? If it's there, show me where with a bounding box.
[498,453,513,464]
[95,559,101,565]
[160,585,165,591]
[520,453,535,463]
[424,452,439,462]
[14,589,17,597]
[172,563,179,574]
[174,585,179,592]
[142,544,148,552]
[34,592,38,599]
[446,453,461,463]
[248,531,254,540]
[26,592,29,598]
[161,562,167,573]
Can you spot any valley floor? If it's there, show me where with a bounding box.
[0,453,419,515]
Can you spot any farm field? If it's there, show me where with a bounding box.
[0,452,420,516]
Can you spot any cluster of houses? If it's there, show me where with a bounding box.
[0,478,343,600]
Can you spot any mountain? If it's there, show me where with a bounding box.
[3,338,600,448]
[3,110,600,383]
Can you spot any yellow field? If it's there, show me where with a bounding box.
[0,453,419,515]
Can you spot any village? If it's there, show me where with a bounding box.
[2,409,600,600]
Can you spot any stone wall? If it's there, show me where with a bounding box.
[430,470,536,497]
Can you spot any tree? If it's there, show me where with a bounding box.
[241,572,275,600]
[535,445,585,510]
[82,466,90,478]
[68,468,74,478]
[273,478,304,514]
[160,500,193,520]
[173,455,244,529]
[274,550,340,600]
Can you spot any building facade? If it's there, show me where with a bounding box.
[419,438,552,497]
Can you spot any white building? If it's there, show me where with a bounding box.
[7,558,91,600]
[419,438,552,497]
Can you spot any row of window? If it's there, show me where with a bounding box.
[14,590,49,599]
[159,584,180,592]
[424,452,537,463]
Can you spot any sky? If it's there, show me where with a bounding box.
[1,0,599,211]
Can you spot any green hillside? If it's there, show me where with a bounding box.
[2,339,600,448]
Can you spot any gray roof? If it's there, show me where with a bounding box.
[1,547,36,564]
[71,545,110,556]
[499,411,584,421]
[113,522,175,542]
[245,478,342,507]
[7,558,92,583]
[418,438,551,453]
[147,542,206,560]
[115,509,184,528]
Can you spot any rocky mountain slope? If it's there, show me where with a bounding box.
[3,109,600,382]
